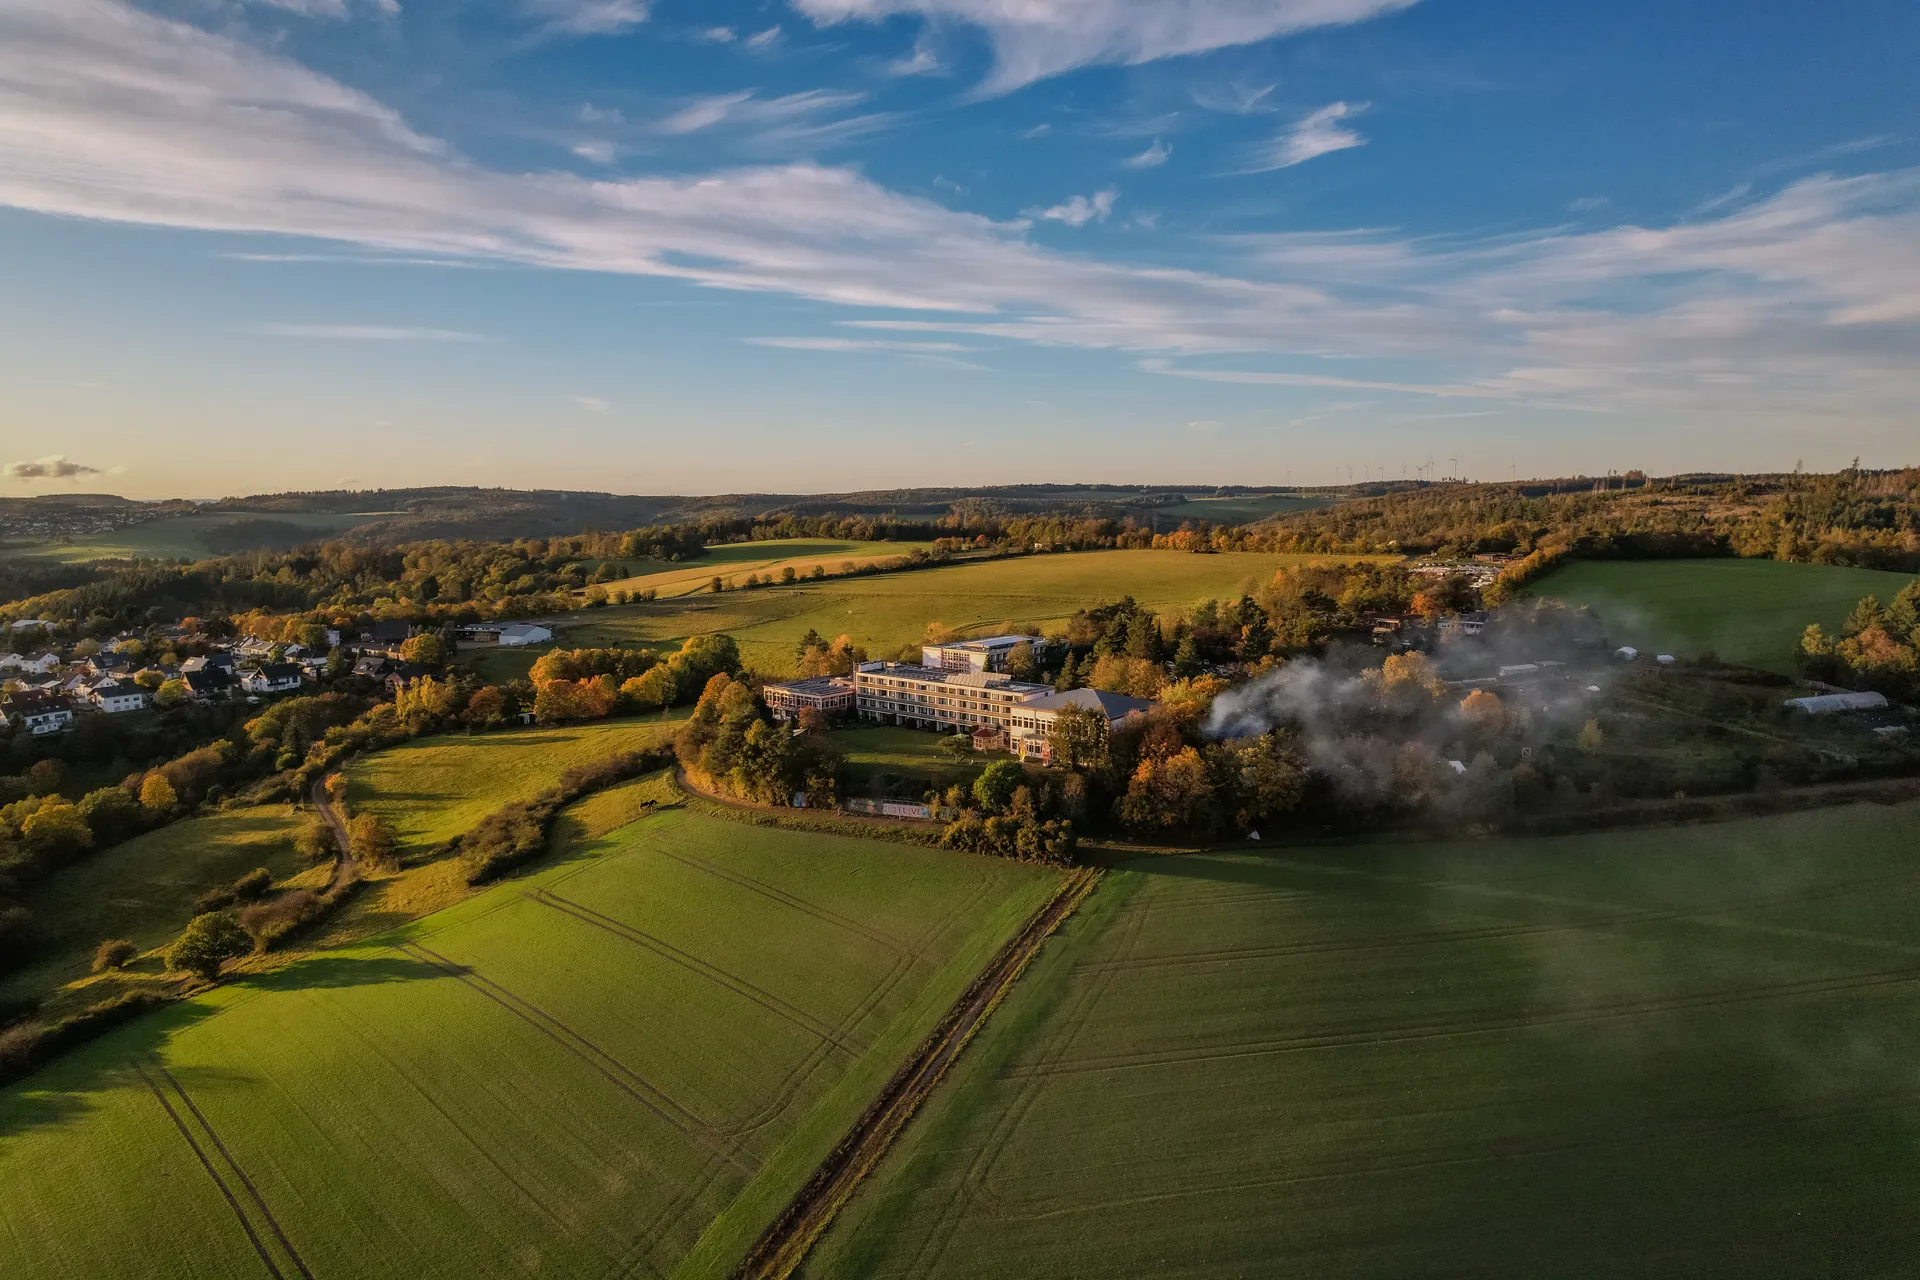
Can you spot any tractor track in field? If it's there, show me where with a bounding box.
[1005,966,1920,1081]
[135,1058,314,1280]
[525,889,858,1053]
[729,867,1100,1280]
[638,846,911,954]
[397,941,752,1172]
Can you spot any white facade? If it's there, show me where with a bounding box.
[920,634,1046,674]
[849,663,1152,762]
[497,624,553,646]
[90,682,150,713]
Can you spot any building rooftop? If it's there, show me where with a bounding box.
[1027,687,1156,719]
[765,675,854,696]
[858,662,1052,694]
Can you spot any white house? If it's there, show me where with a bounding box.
[5,692,76,735]
[89,678,151,714]
[241,663,304,696]
[0,652,61,675]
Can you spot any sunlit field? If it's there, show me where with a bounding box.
[810,800,1920,1279]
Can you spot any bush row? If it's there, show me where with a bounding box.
[453,747,676,884]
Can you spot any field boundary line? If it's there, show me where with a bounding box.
[132,1059,295,1280]
[728,866,1101,1280]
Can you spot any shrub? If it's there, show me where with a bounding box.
[92,939,137,972]
[294,815,335,862]
[231,867,274,902]
[166,912,252,981]
[138,771,178,812]
[971,760,1026,814]
[0,993,174,1088]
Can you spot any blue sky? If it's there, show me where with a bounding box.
[1,0,1916,499]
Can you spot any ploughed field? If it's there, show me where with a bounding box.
[1536,558,1917,673]
[809,801,1920,1279]
[0,794,1061,1280]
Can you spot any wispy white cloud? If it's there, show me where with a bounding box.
[745,26,781,48]
[526,0,648,36]
[1251,101,1366,171]
[259,324,487,341]
[748,337,976,351]
[654,89,882,149]
[1123,138,1171,169]
[696,25,736,42]
[889,33,941,76]
[572,140,616,163]
[790,0,1420,93]
[570,394,611,412]
[3,1,1917,426]
[1030,188,1118,227]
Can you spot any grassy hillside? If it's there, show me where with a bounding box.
[343,718,686,851]
[1154,493,1329,525]
[607,539,936,599]
[15,511,387,563]
[806,800,1920,1279]
[0,797,1061,1280]
[1535,558,1917,672]
[539,548,1382,677]
[0,807,307,1006]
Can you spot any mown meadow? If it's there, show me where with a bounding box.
[808,800,1920,1279]
[1535,558,1918,672]
[0,785,1063,1280]
[343,718,688,852]
[543,548,1382,678]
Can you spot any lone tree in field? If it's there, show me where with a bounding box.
[971,760,1026,814]
[348,814,398,870]
[92,939,137,972]
[167,912,252,980]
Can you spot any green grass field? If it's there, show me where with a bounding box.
[343,717,686,851]
[1536,558,1918,672]
[0,793,1061,1280]
[607,539,936,599]
[833,726,1006,797]
[553,549,1379,676]
[11,511,387,563]
[808,801,1920,1279]
[1,806,307,1008]
[1153,494,1330,525]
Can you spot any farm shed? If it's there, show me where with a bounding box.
[1783,691,1890,715]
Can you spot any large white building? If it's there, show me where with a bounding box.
[920,634,1048,674]
[848,662,1151,763]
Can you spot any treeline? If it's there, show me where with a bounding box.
[1169,468,1919,571]
[1801,580,1920,701]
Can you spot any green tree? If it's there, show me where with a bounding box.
[1005,640,1037,681]
[1047,703,1110,774]
[295,815,336,862]
[1172,633,1202,679]
[623,664,679,711]
[22,799,94,860]
[400,633,448,666]
[166,912,252,980]
[972,760,1026,814]
[77,785,144,842]
[1577,719,1606,754]
[154,677,191,708]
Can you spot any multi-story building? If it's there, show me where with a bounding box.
[919,634,1049,674]
[762,675,856,722]
[848,662,1152,763]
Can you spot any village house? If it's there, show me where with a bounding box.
[181,669,233,702]
[4,690,77,736]
[89,677,151,714]
[241,663,304,696]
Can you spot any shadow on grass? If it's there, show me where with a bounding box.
[0,951,451,1141]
